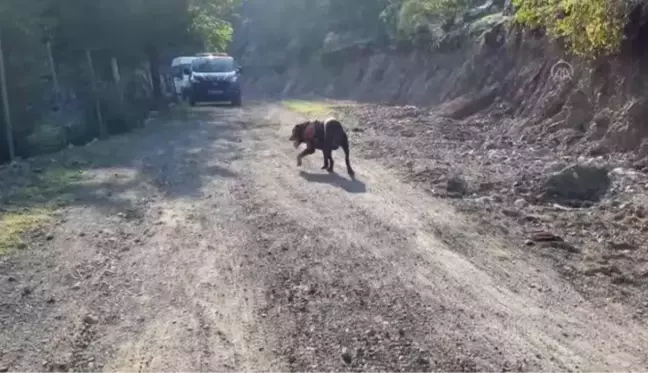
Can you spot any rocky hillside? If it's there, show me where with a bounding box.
[238,3,648,165]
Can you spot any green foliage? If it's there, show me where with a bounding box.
[190,7,234,52]
[0,210,51,254]
[0,0,240,162]
[398,0,471,35]
[327,0,391,36]
[283,100,335,117]
[234,0,394,65]
[188,0,241,51]
[379,0,404,39]
[233,0,479,62]
[0,165,84,254]
[513,0,629,57]
[4,167,83,208]
[233,0,632,65]
[378,0,473,49]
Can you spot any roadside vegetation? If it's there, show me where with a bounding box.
[0,0,242,252]
[233,0,638,67]
[0,166,83,253]
[2,0,638,165]
[283,100,337,118]
[513,0,630,57]
[0,0,240,163]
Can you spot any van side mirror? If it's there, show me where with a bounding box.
[236,65,243,74]
[183,67,191,76]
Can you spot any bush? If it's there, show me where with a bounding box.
[396,0,472,39]
[26,124,67,155]
[97,87,146,136]
[513,0,629,57]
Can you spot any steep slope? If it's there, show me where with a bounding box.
[239,5,648,163]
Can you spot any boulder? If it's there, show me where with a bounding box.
[440,84,500,119]
[446,175,468,197]
[542,164,610,204]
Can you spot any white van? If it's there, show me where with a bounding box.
[171,56,196,99]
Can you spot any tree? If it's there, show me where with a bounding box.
[0,0,50,161]
[0,32,14,161]
[0,0,242,162]
[43,0,240,105]
[513,0,629,57]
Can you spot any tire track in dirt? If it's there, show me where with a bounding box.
[230,188,491,371]
[0,108,281,372]
[2,103,648,371]
[227,102,648,371]
[102,108,281,372]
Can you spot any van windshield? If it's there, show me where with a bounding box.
[192,57,235,73]
[172,62,193,77]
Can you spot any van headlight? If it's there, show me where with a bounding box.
[229,75,238,83]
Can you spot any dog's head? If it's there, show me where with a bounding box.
[289,121,309,148]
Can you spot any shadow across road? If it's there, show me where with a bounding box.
[298,171,366,194]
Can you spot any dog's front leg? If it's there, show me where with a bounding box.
[321,149,329,170]
[297,146,315,166]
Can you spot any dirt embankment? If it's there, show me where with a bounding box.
[243,12,648,162]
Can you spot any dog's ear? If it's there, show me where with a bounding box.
[291,121,308,134]
[289,122,304,141]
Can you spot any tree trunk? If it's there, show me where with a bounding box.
[85,49,106,139]
[46,41,60,96]
[0,32,15,161]
[111,57,124,105]
[146,44,162,107]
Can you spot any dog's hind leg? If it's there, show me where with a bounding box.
[324,147,334,173]
[341,134,355,178]
[297,147,315,166]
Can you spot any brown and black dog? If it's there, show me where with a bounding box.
[289,117,355,178]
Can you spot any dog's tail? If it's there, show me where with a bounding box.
[341,130,355,179]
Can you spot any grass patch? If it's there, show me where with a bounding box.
[283,100,336,117]
[0,209,51,254]
[5,167,84,208]
[0,166,85,254]
[164,100,192,121]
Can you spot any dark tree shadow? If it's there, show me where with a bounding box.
[0,108,243,233]
[193,102,239,108]
[298,171,366,194]
[203,164,238,178]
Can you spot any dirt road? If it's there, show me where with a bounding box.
[1,102,648,372]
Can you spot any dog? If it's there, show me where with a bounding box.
[289,117,355,178]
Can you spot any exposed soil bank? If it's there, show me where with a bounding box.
[243,22,648,164]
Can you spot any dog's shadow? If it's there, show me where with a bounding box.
[298,171,367,194]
